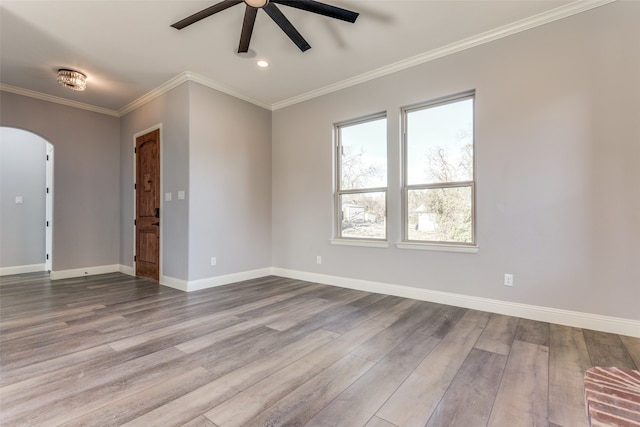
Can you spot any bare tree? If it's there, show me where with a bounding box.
[341,145,383,189]
[410,127,473,242]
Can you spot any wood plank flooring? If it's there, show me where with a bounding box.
[1,272,638,427]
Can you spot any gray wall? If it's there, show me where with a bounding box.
[119,81,271,282]
[0,92,121,271]
[1,2,636,324]
[271,2,640,320]
[120,83,190,280]
[188,82,272,281]
[0,127,46,267]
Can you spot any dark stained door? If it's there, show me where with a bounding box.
[135,129,160,281]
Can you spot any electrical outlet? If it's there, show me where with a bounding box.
[316,255,322,265]
[504,274,514,287]
[210,257,216,266]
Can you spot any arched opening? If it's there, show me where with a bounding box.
[0,127,53,275]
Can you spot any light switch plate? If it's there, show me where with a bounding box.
[178,190,185,200]
[165,192,172,202]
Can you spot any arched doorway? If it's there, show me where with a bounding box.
[0,127,53,275]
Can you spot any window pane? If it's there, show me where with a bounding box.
[407,186,472,243]
[340,118,387,190]
[339,192,386,239]
[407,98,473,185]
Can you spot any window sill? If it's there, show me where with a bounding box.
[330,239,389,248]
[396,242,479,253]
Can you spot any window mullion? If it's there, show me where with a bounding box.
[337,187,387,196]
[406,181,473,191]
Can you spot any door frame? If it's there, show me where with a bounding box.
[45,142,54,272]
[133,124,163,280]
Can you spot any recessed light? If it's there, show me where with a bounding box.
[257,60,269,68]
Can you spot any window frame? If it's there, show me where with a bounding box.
[401,91,476,247]
[334,112,388,242]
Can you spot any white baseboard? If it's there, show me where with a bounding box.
[187,268,272,292]
[35,263,640,337]
[50,264,121,280]
[119,264,135,276]
[161,267,272,292]
[270,268,640,338]
[159,274,188,292]
[0,263,46,276]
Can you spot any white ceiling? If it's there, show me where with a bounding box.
[0,0,608,114]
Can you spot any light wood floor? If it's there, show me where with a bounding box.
[1,273,638,427]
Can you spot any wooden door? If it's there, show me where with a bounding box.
[135,129,160,281]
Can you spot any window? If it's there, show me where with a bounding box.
[403,92,475,245]
[335,114,387,240]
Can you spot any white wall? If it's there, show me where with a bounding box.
[271,2,640,321]
[0,127,46,268]
[0,92,121,272]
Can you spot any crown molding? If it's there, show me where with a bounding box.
[2,0,616,115]
[184,72,272,111]
[0,83,120,117]
[2,72,270,117]
[271,0,616,110]
[117,71,271,116]
[117,72,191,117]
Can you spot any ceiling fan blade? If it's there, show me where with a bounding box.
[272,0,358,23]
[238,7,258,53]
[171,0,243,30]
[263,3,311,52]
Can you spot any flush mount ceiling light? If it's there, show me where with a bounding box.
[57,69,86,91]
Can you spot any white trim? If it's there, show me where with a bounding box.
[118,71,271,116]
[270,268,640,338]
[132,125,163,281]
[0,84,119,117]
[396,242,479,254]
[1,1,614,115]
[185,268,272,292]
[160,268,271,292]
[0,264,46,276]
[49,264,121,280]
[160,275,189,292]
[45,142,54,272]
[1,72,270,117]
[119,73,189,117]
[183,72,271,111]
[270,0,616,110]
[330,239,389,248]
[119,264,135,276]
[15,264,638,336]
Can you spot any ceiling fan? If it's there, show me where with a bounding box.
[171,0,359,53]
